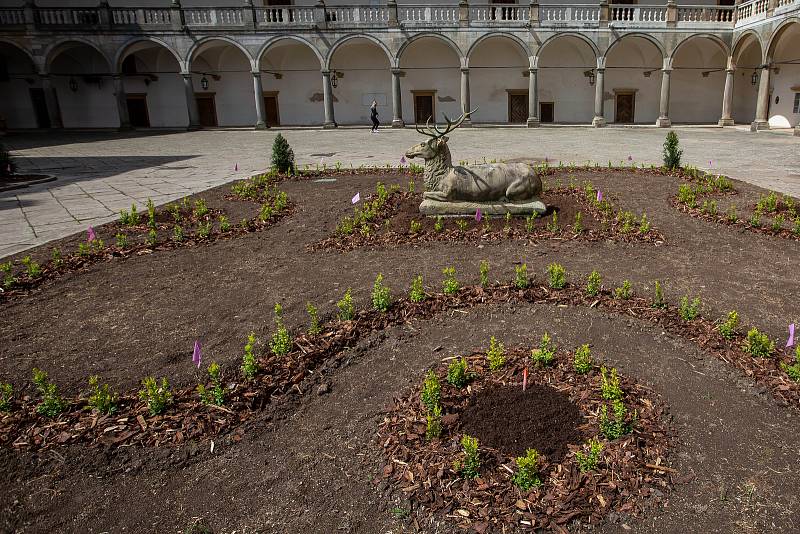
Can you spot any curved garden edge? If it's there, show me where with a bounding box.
[0,173,56,193]
[2,274,797,453]
[378,349,673,532]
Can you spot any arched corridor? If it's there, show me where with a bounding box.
[327,37,392,126]
[538,35,597,123]
[398,35,462,125]
[0,42,39,129]
[467,35,530,124]
[605,36,664,124]
[258,38,324,127]
[671,36,728,124]
[188,39,255,127]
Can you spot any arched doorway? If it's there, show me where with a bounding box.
[47,41,116,128]
[258,38,323,126]
[766,21,800,129]
[671,36,728,124]
[0,42,39,129]
[605,36,664,124]
[537,35,597,124]
[398,35,462,124]
[731,32,762,125]
[117,39,185,129]
[189,39,254,127]
[468,35,530,124]
[327,37,392,126]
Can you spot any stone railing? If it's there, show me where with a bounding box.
[610,5,668,24]
[327,5,389,26]
[183,7,245,27]
[469,3,529,24]
[35,7,100,27]
[677,5,734,23]
[255,6,315,27]
[540,5,600,24]
[0,8,25,25]
[111,8,173,27]
[398,4,460,25]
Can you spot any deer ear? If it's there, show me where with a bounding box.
[437,136,449,146]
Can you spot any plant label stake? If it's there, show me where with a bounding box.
[597,190,603,203]
[475,208,482,222]
[787,323,796,348]
[87,226,96,242]
[523,368,528,392]
[235,163,238,172]
[192,340,202,368]
[352,192,360,204]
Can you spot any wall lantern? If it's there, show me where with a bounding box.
[583,70,595,86]
[751,71,759,85]
[331,70,338,88]
[200,75,209,91]
[69,77,78,92]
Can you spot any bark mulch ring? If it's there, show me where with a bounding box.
[378,347,673,532]
[0,173,294,302]
[311,180,665,252]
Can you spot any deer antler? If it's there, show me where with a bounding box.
[414,116,439,138]
[429,108,479,138]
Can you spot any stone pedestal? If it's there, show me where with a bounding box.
[419,198,547,216]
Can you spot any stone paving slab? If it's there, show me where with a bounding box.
[0,127,798,259]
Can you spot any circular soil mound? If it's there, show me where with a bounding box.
[460,384,584,461]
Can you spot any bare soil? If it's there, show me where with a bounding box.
[1,167,800,533]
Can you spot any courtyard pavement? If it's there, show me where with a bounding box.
[1,125,798,259]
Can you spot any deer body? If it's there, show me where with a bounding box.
[405,112,542,204]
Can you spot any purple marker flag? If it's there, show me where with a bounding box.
[400,156,407,165]
[87,226,96,242]
[787,323,795,348]
[596,190,603,203]
[475,208,482,222]
[709,160,713,167]
[352,192,361,204]
[192,340,202,368]
[235,163,239,172]
[628,155,633,161]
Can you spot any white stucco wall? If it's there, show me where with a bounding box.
[50,45,118,128]
[731,34,760,124]
[399,37,462,124]
[329,39,392,126]
[670,38,727,124]
[260,39,324,126]
[469,37,529,123]
[121,46,188,128]
[604,36,663,124]
[191,44,255,127]
[768,26,800,128]
[539,36,595,123]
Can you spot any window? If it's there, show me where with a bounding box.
[794,93,800,114]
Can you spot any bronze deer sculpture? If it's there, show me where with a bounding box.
[405,111,543,206]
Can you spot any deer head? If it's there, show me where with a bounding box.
[404,110,475,162]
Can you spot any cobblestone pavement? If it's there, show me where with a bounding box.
[1,125,798,259]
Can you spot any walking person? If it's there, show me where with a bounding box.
[370,100,380,133]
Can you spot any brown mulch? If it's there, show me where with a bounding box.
[378,347,672,532]
[672,199,800,241]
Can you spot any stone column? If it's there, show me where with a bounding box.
[182,72,201,130]
[40,74,63,129]
[656,63,672,128]
[794,125,799,137]
[113,74,132,130]
[529,1,540,27]
[751,66,770,131]
[527,68,539,128]
[391,68,404,128]
[252,71,267,129]
[460,66,472,126]
[592,63,606,127]
[322,69,337,129]
[388,0,398,27]
[718,68,735,126]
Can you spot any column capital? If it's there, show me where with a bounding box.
[321,69,331,76]
[251,70,261,77]
[460,66,470,74]
[391,67,403,76]
[528,67,538,73]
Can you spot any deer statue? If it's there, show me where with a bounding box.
[405,111,544,213]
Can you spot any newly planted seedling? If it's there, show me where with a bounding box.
[479,260,490,288]
[337,288,355,321]
[600,366,623,400]
[614,280,633,300]
[241,332,259,379]
[409,275,426,303]
[532,332,555,367]
[139,377,172,416]
[514,263,529,289]
[33,368,66,417]
[197,362,225,406]
[586,271,602,296]
[306,302,322,335]
[270,303,292,356]
[442,267,460,295]
[447,357,472,388]
[87,375,117,415]
[513,448,542,490]
[573,344,592,374]
[717,311,739,340]
[455,435,481,479]
[575,437,604,472]
[487,336,505,370]
[679,296,701,321]
[372,273,392,312]
[547,263,566,289]
[744,328,774,358]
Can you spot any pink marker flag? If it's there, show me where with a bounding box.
[351,192,360,204]
[523,368,528,392]
[87,226,96,242]
[597,190,603,203]
[475,208,482,222]
[192,340,202,368]
[628,155,633,161]
[787,324,796,348]
[709,160,713,167]
[400,156,407,165]
[235,163,238,171]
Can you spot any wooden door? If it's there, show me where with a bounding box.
[615,93,635,123]
[413,92,435,124]
[540,102,554,123]
[508,92,528,124]
[126,94,150,128]
[29,88,51,129]
[263,93,280,126]
[195,94,218,127]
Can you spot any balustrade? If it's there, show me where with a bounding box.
[399,5,460,25]
[256,7,315,26]
[0,8,25,25]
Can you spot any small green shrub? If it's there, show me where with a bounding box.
[586,271,602,296]
[219,215,230,232]
[717,311,739,340]
[0,383,13,412]
[146,229,157,247]
[270,303,292,356]
[547,263,566,289]
[193,199,209,219]
[514,263,529,289]
[678,296,701,321]
[87,375,117,415]
[575,437,604,472]
[410,219,422,234]
[271,133,295,173]
[487,336,505,370]
[782,346,800,382]
[305,302,322,335]
[479,260,490,288]
[33,368,66,417]
[259,203,274,222]
[173,225,184,242]
[639,213,651,233]
[442,267,460,295]
[197,221,212,238]
[573,344,592,374]
[426,403,442,440]
[421,370,441,413]
[727,204,738,222]
[337,288,355,321]
[573,211,584,233]
[614,280,633,300]
[115,233,128,249]
[532,332,555,367]
[455,219,468,232]
[409,275,426,303]
[139,376,172,416]
[51,248,62,267]
[372,273,392,312]
[677,184,696,207]
[663,131,682,170]
[600,399,634,440]
[600,366,623,400]
[652,281,666,309]
[434,216,444,232]
[513,448,542,490]
[619,211,636,234]
[744,327,775,358]
[525,213,538,232]
[241,332,259,379]
[455,435,481,479]
[447,357,472,388]
[21,256,41,279]
[546,211,559,233]
[197,362,225,406]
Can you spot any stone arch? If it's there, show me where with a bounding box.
[604,33,665,124]
[0,38,36,69]
[325,33,393,70]
[256,35,324,70]
[671,33,731,59]
[766,17,800,61]
[538,32,600,60]
[44,37,112,73]
[396,32,463,65]
[605,32,666,60]
[114,36,182,73]
[465,32,531,66]
[186,36,254,72]
[670,34,729,124]
[732,29,763,63]
[537,33,599,124]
